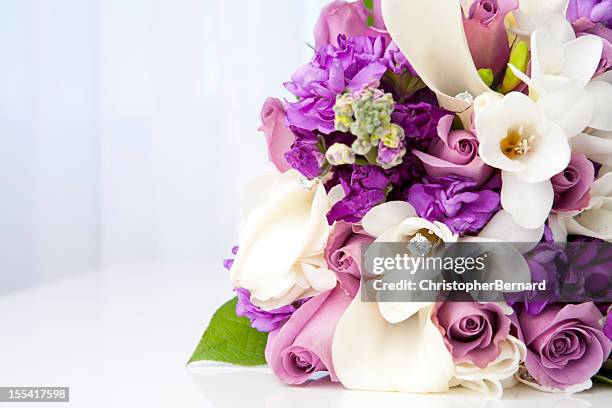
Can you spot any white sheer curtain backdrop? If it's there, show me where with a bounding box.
[0,0,330,293]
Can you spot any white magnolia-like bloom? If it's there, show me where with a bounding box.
[511,0,569,37]
[229,170,336,310]
[474,91,572,229]
[451,335,526,398]
[549,171,612,242]
[510,15,612,135]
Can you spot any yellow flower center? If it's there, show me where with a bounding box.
[500,126,535,160]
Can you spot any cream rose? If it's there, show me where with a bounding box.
[229,170,336,310]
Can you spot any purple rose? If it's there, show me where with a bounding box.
[324,222,374,296]
[413,115,493,186]
[552,153,594,212]
[518,303,612,390]
[463,0,519,75]
[258,98,296,172]
[406,175,500,235]
[313,1,390,49]
[284,128,326,179]
[391,102,449,140]
[327,165,390,224]
[265,286,353,384]
[433,302,512,368]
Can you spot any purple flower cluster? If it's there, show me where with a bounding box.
[406,175,501,235]
[285,35,399,134]
[327,164,390,224]
[284,128,326,179]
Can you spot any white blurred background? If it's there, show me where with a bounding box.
[0,0,330,293]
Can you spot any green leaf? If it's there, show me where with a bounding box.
[188,297,268,366]
[478,68,494,88]
[363,0,374,10]
[593,368,612,386]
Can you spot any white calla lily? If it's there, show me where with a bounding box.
[474,91,571,229]
[452,335,526,399]
[362,201,458,323]
[331,298,455,392]
[381,0,490,120]
[230,170,336,310]
[548,172,612,242]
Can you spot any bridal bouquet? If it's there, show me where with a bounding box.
[190,0,612,398]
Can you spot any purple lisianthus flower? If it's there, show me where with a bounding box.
[518,302,612,390]
[327,164,390,224]
[285,35,408,134]
[284,128,326,179]
[568,0,612,28]
[391,102,449,140]
[563,236,612,303]
[406,175,500,235]
[506,241,566,315]
[235,288,299,332]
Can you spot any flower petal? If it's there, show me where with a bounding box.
[332,298,454,392]
[501,172,554,229]
[361,201,417,238]
[536,88,594,138]
[585,81,612,131]
[559,35,603,86]
[515,122,571,183]
[470,209,544,252]
[381,0,490,111]
[571,131,612,166]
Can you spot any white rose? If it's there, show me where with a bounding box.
[229,170,336,310]
[451,335,526,398]
[549,171,612,242]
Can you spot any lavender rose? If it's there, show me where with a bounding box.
[412,115,493,186]
[265,286,352,384]
[463,0,519,75]
[258,98,295,172]
[518,303,612,390]
[433,302,512,368]
[313,0,389,48]
[551,153,594,212]
[324,222,374,296]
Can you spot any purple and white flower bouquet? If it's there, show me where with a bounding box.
[190,0,612,398]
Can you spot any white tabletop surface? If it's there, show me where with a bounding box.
[1,262,610,407]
